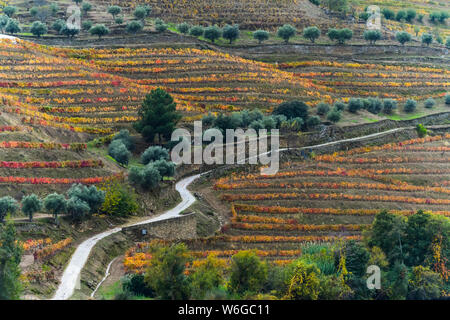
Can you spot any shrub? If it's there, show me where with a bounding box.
[108,5,121,18]
[383,99,397,114]
[3,6,17,18]
[405,9,416,22]
[222,24,240,44]
[229,251,268,294]
[115,16,124,25]
[141,146,170,165]
[113,129,135,151]
[100,182,138,217]
[348,98,363,113]
[44,193,67,220]
[328,28,353,44]
[127,21,143,34]
[108,140,131,165]
[30,21,47,38]
[407,266,443,300]
[333,101,346,111]
[0,15,9,33]
[30,7,39,17]
[189,26,204,37]
[396,31,411,45]
[155,22,168,33]
[396,10,406,21]
[5,19,21,34]
[303,26,320,43]
[61,25,80,39]
[421,33,433,46]
[204,25,222,43]
[424,98,435,109]
[89,24,110,39]
[416,124,427,138]
[82,2,93,14]
[21,194,42,222]
[363,30,382,44]
[176,22,190,34]
[0,196,19,222]
[122,274,154,297]
[253,30,269,44]
[316,102,330,116]
[133,7,147,21]
[359,12,370,21]
[417,14,424,23]
[68,184,105,215]
[273,100,309,122]
[277,24,296,43]
[327,109,342,123]
[367,98,383,114]
[404,99,417,113]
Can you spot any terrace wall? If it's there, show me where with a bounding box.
[121,214,197,241]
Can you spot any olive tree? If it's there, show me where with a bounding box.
[21,194,42,222]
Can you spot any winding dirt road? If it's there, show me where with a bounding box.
[52,126,409,300]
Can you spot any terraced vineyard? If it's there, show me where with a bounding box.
[180,134,450,265]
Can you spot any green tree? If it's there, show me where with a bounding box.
[30,21,47,38]
[61,25,80,38]
[43,193,67,221]
[396,10,406,22]
[316,102,330,115]
[3,6,17,18]
[134,88,181,143]
[327,109,342,123]
[322,0,349,14]
[363,29,382,44]
[407,265,443,299]
[144,243,191,300]
[386,262,409,299]
[0,220,23,299]
[5,19,21,34]
[82,20,93,32]
[82,2,93,14]
[303,26,320,43]
[189,25,204,37]
[128,165,161,190]
[277,24,296,43]
[176,22,190,34]
[222,24,240,44]
[396,31,412,45]
[141,146,170,165]
[100,182,138,217]
[284,259,321,300]
[404,99,417,113]
[253,30,269,44]
[405,9,416,22]
[421,33,433,46]
[190,254,226,299]
[21,194,42,222]
[108,5,122,19]
[272,100,309,122]
[134,6,147,21]
[383,98,397,114]
[0,14,8,33]
[108,140,131,165]
[126,21,143,34]
[151,159,176,178]
[348,98,363,113]
[0,197,19,223]
[424,97,435,109]
[89,24,109,39]
[382,8,395,20]
[52,19,65,33]
[229,250,268,295]
[66,197,90,221]
[67,184,105,215]
[204,25,222,43]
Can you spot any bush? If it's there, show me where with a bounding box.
[3,6,17,18]
[82,2,93,13]
[127,21,143,34]
[421,33,433,46]
[189,26,204,37]
[272,100,309,122]
[113,129,135,151]
[150,159,176,178]
[405,9,416,22]
[155,22,168,33]
[359,12,370,21]
[115,17,124,25]
[303,26,320,43]
[68,184,105,215]
[129,165,161,190]
[416,124,427,138]
[424,98,435,109]
[327,109,342,123]
[44,193,67,220]
[277,24,296,43]
[30,7,39,17]
[202,112,216,127]
[222,24,240,44]
[367,98,383,114]
[141,146,170,165]
[89,24,110,39]
[30,21,47,38]
[176,22,190,34]
[204,25,222,43]
[253,30,269,44]
[121,274,154,297]
[445,93,450,105]
[229,251,268,294]
[316,102,330,116]
[396,10,406,21]
[327,28,353,44]
[61,25,80,38]
[348,98,363,113]
[363,30,382,44]
[133,7,147,20]
[333,101,346,111]
[5,19,21,34]
[404,99,417,113]
[21,194,42,222]
[383,99,397,114]
[100,182,138,217]
[396,31,411,45]
[108,140,131,165]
